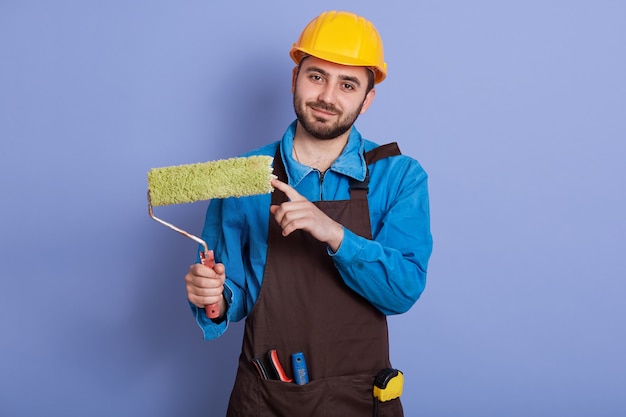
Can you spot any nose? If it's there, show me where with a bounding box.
[317,82,337,105]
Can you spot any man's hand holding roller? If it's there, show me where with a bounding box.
[185,263,227,319]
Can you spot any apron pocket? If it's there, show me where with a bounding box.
[326,374,376,416]
[256,373,402,417]
[257,378,327,417]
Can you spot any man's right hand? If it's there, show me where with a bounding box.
[185,262,227,319]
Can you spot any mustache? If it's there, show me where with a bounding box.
[307,100,341,115]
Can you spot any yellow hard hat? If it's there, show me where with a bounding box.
[290,10,387,84]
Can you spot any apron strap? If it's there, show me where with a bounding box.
[365,142,402,165]
[350,142,402,199]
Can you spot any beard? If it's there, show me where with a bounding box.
[293,92,365,140]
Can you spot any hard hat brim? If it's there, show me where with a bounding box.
[290,47,387,84]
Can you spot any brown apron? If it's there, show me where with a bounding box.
[226,144,404,417]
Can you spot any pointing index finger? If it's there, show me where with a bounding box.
[271,178,305,201]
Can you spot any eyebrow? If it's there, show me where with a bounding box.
[305,66,362,88]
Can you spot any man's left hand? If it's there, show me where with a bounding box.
[270,179,344,252]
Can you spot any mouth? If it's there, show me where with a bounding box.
[308,102,339,118]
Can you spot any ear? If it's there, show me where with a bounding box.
[291,66,299,93]
[359,88,376,115]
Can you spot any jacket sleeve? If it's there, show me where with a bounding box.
[330,158,432,315]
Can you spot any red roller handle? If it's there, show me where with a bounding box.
[200,250,220,319]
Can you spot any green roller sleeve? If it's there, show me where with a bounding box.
[147,155,275,206]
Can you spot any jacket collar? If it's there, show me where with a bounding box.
[279,120,368,187]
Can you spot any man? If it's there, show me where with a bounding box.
[184,10,432,416]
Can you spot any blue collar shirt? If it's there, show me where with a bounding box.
[193,121,432,340]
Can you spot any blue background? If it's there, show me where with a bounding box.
[1,1,625,416]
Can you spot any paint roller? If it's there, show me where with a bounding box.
[147,155,275,318]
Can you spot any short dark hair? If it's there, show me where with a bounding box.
[364,69,375,93]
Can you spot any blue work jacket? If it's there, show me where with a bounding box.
[192,121,432,340]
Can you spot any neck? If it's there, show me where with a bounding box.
[292,124,350,172]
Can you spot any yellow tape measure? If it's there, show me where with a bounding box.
[373,368,404,402]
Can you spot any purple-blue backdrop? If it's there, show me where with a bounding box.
[1,1,625,416]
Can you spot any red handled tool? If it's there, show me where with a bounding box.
[250,357,271,380]
[267,349,293,382]
[200,249,220,319]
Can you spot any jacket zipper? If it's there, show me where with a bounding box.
[318,170,325,201]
